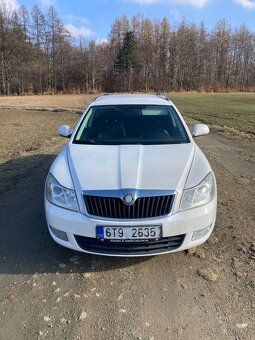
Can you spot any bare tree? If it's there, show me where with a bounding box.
[0,4,254,95]
[0,4,26,94]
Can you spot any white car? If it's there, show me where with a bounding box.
[44,94,217,257]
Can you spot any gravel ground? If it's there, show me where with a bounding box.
[0,109,254,340]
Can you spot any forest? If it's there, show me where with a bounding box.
[0,3,255,95]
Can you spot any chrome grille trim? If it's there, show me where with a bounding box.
[82,189,175,198]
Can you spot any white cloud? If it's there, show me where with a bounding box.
[127,0,210,7]
[0,0,19,10]
[65,23,95,38]
[96,38,109,45]
[41,0,56,7]
[235,0,255,9]
[170,9,181,21]
[64,14,89,25]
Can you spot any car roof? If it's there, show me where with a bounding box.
[91,94,174,106]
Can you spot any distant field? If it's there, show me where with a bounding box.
[0,94,94,111]
[169,92,255,135]
[0,92,254,135]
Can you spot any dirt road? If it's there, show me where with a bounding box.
[0,130,254,340]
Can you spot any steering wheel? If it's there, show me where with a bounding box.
[141,128,170,140]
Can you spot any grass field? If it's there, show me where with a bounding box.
[169,92,255,135]
[0,92,254,135]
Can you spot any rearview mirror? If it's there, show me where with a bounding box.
[58,125,72,138]
[192,124,209,137]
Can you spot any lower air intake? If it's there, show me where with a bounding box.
[74,234,185,255]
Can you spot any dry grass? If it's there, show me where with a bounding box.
[0,109,79,164]
[0,108,80,194]
[0,94,95,110]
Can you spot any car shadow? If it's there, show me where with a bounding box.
[0,154,153,275]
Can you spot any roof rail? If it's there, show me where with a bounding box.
[156,93,170,101]
[93,93,110,102]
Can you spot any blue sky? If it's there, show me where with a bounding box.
[5,0,255,40]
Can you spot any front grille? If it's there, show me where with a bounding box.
[84,195,174,219]
[75,234,185,255]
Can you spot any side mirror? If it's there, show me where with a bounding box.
[192,124,209,137]
[58,125,72,138]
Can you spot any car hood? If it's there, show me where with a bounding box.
[67,143,194,192]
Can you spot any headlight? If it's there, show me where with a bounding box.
[46,173,79,211]
[180,172,215,210]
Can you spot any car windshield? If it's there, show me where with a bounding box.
[73,105,190,145]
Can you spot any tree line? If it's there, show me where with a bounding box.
[0,3,254,95]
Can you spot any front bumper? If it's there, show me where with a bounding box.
[44,195,217,257]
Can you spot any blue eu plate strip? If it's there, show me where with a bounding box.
[97,226,104,240]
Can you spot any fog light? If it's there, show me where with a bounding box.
[192,224,212,241]
[50,226,68,241]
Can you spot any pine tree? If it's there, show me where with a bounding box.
[114,31,135,91]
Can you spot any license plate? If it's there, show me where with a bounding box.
[97,226,162,241]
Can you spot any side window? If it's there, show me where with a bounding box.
[75,108,93,140]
